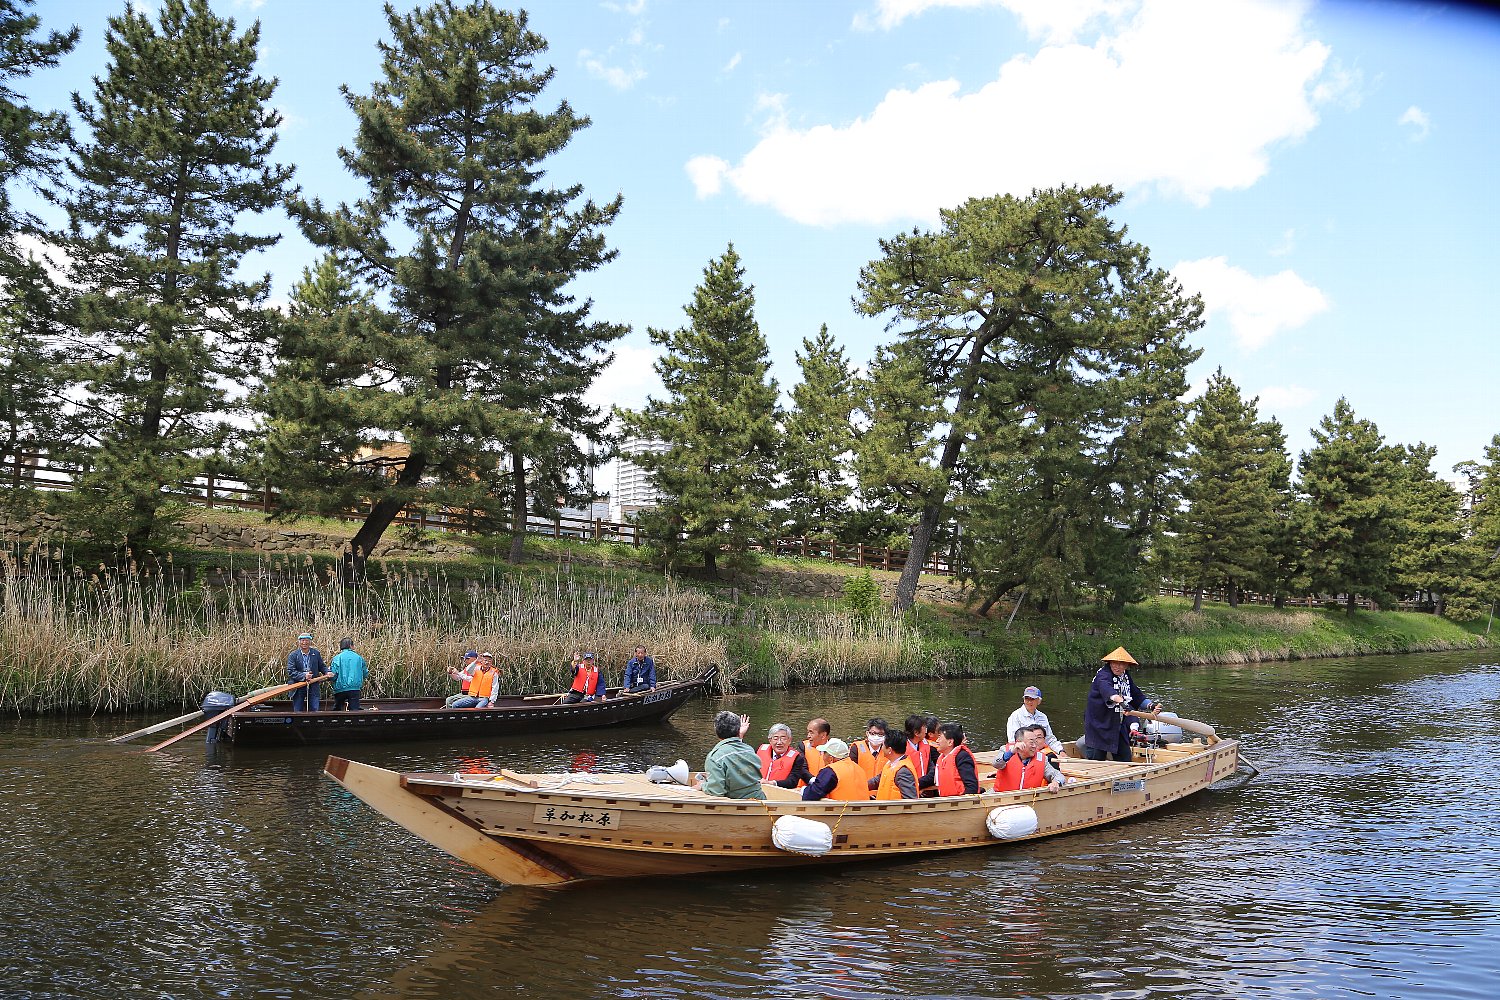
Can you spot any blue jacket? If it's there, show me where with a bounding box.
[286,647,325,684]
[1084,666,1152,752]
[624,655,656,688]
[328,649,368,693]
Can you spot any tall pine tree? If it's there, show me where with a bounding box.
[1450,434,1500,622]
[59,0,290,551]
[285,1,623,572]
[778,324,856,539]
[1387,443,1464,614]
[1176,370,1277,609]
[1295,398,1400,613]
[616,245,779,573]
[0,0,76,489]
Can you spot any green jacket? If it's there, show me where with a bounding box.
[702,737,766,800]
[328,649,368,693]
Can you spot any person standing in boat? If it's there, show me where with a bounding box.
[561,651,605,703]
[1083,646,1162,761]
[758,723,814,788]
[286,632,328,712]
[327,637,368,712]
[933,722,980,795]
[801,738,868,801]
[623,645,656,693]
[1006,686,1066,762]
[695,711,766,800]
[994,725,1066,793]
[870,730,920,799]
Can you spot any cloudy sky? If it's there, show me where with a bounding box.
[21,0,1500,488]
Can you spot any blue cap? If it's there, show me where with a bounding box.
[298,633,313,641]
[1023,686,1042,699]
[583,652,595,660]
[463,650,478,659]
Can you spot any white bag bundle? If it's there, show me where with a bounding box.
[771,814,834,856]
[986,804,1040,840]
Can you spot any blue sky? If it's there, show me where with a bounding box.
[20,0,1500,488]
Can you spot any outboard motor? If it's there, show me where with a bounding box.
[201,691,236,743]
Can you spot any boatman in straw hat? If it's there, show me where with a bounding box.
[1083,647,1162,762]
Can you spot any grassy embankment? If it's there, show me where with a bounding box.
[0,508,1489,713]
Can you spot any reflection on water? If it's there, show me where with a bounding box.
[2,650,1497,999]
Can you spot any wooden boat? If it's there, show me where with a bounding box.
[218,666,717,746]
[322,711,1245,886]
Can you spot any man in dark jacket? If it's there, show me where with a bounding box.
[1083,647,1161,761]
[286,632,328,712]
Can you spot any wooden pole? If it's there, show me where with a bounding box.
[108,684,281,743]
[146,678,321,752]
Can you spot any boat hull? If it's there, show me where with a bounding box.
[323,736,1241,886]
[225,668,715,746]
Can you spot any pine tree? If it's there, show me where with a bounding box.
[1450,434,1500,622]
[1255,416,1302,608]
[858,187,1202,613]
[1177,370,1277,609]
[1387,442,1464,614]
[58,0,290,552]
[1295,398,1401,613]
[0,0,76,488]
[779,324,856,539]
[616,245,780,573]
[850,341,948,549]
[286,1,623,573]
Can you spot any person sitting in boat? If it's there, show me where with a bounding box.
[801,738,869,801]
[286,632,329,713]
[450,652,498,709]
[694,711,765,800]
[933,722,980,795]
[328,637,368,712]
[1006,685,1065,762]
[444,649,479,707]
[870,730,920,800]
[1083,647,1162,762]
[758,723,814,788]
[561,652,605,704]
[623,645,656,693]
[904,714,938,795]
[994,724,1067,793]
[803,718,834,772]
[849,718,888,785]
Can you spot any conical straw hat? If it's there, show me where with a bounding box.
[1101,646,1138,665]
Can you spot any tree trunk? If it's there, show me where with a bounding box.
[1273,593,1285,610]
[347,453,428,579]
[1346,592,1357,615]
[1192,587,1203,612]
[1227,580,1239,608]
[704,546,717,575]
[507,448,526,564]
[893,498,944,613]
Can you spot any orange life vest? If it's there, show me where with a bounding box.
[823,757,869,801]
[906,739,932,778]
[935,743,977,796]
[803,739,829,773]
[875,756,916,800]
[569,663,601,696]
[993,748,1049,792]
[468,666,496,701]
[850,739,882,782]
[757,745,798,782]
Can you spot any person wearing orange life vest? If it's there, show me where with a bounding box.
[994,725,1067,793]
[451,652,498,709]
[801,739,868,801]
[933,722,980,796]
[757,723,815,788]
[560,651,606,704]
[904,714,938,795]
[803,718,833,773]
[848,717,889,784]
[444,649,479,707]
[870,730,919,800]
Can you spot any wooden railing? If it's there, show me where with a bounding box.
[0,452,958,575]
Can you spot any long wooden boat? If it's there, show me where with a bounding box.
[323,712,1244,887]
[219,666,717,746]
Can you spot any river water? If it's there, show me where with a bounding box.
[2,650,1496,1000]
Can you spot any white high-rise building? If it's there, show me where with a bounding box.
[614,437,668,519]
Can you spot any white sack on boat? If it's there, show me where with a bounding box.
[986,805,1039,840]
[772,815,834,856]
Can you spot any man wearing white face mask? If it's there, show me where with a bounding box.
[849,717,889,787]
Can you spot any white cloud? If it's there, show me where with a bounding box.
[709,0,1331,226]
[723,52,742,73]
[233,0,267,9]
[1398,105,1431,141]
[579,49,647,90]
[584,341,664,417]
[1255,384,1316,410]
[1172,256,1329,351]
[1268,228,1296,257]
[685,155,730,197]
[602,0,647,14]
